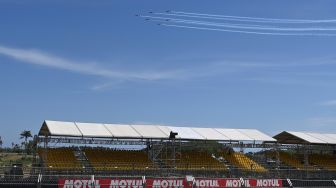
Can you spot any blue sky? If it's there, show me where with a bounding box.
[1,0,336,146]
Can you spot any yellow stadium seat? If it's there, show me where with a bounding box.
[166,151,228,171]
[309,154,336,171]
[38,148,81,171]
[221,152,267,172]
[83,148,153,171]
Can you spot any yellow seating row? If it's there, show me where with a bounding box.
[309,154,336,171]
[221,152,267,172]
[83,148,153,171]
[38,148,82,170]
[266,151,316,170]
[41,147,332,173]
[169,151,227,171]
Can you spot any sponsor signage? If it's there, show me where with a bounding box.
[59,178,282,188]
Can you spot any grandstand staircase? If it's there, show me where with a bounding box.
[219,158,232,170]
[154,159,168,169]
[250,154,274,169]
[74,147,93,173]
[213,155,232,169]
[149,142,181,170]
[148,144,168,169]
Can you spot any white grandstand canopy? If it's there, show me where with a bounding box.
[273,131,336,145]
[75,122,112,138]
[192,127,229,140]
[39,120,276,142]
[168,126,205,140]
[39,121,82,137]
[131,125,168,138]
[215,129,254,141]
[104,124,141,138]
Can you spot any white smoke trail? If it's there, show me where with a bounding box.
[170,10,336,23]
[142,15,336,31]
[160,23,336,36]
[152,12,336,24]
[169,19,336,31]
[141,15,270,28]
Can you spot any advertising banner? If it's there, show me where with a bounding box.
[58,178,282,188]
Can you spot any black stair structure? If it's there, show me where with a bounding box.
[74,147,93,173]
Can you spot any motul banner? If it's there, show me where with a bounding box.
[58,178,282,188]
[192,178,282,188]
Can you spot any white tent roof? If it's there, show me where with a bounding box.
[305,133,336,144]
[286,131,326,144]
[324,134,336,144]
[238,129,277,142]
[41,120,82,137]
[75,123,112,138]
[274,131,336,145]
[168,126,205,140]
[215,128,254,141]
[131,125,168,138]
[104,124,141,138]
[192,127,229,140]
[157,126,173,136]
[39,120,276,142]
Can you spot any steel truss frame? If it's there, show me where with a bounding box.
[37,136,335,150]
[36,136,335,174]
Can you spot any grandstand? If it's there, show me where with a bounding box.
[309,153,336,171]
[83,148,154,171]
[35,121,336,175]
[1,120,336,187]
[36,120,278,174]
[172,150,227,171]
[220,151,267,172]
[38,148,82,171]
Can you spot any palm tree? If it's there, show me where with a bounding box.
[20,130,32,154]
[20,130,32,143]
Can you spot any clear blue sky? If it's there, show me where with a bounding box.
[1,0,336,146]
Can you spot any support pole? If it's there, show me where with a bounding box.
[275,143,280,170]
[303,145,309,167]
[36,174,42,188]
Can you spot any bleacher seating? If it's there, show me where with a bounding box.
[38,148,81,170]
[38,146,334,174]
[221,152,267,172]
[309,154,336,171]
[83,148,153,171]
[266,151,316,170]
[279,152,306,169]
[173,151,227,171]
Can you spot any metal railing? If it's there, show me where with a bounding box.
[1,163,335,180]
[0,174,336,188]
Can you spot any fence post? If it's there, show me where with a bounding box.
[286,178,293,188]
[36,173,42,188]
[91,174,95,187]
[239,177,245,188]
[142,176,146,188]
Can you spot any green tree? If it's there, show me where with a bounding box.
[20,130,32,154]
[20,130,32,143]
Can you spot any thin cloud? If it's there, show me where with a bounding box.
[90,80,125,91]
[0,45,182,81]
[1,45,336,90]
[319,100,336,106]
[307,117,336,128]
